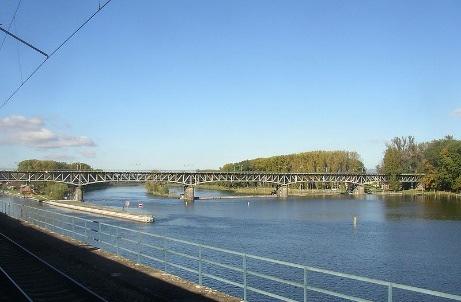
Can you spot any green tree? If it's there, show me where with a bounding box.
[381,135,461,192]
[44,183,69,200]
[221,151,365,173]
[145,182,169,196]
[16,159,93,198]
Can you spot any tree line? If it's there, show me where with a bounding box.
[378,136,461,192]
[11,160,94,200]
[221,151,365,173]
[9,136,461,195]
[17,159,92,171]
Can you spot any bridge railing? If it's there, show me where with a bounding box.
[0,199,459,302]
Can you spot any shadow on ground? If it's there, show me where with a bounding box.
[0,213,237,302]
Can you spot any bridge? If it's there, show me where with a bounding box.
[0,170,423,201]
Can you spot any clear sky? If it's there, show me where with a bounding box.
[0,0,460,170]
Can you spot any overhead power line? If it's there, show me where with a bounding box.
[0,0,113,110]
[0,0,22,53]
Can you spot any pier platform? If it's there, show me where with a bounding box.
[45,200,154,223]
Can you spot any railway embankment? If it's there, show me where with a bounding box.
[0,213,239,302]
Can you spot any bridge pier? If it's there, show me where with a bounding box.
[276,185,288,198]
[73,186,83,202]
[183,186,195,202]
[352,185,365,195]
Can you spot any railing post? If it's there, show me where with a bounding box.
[243,254,247,301]
[136,232,142,264]
[304,267,308,302]
[163,237,167,271]
[199,245,203,286]
[115,227,120,257]
[84,220,88,244]
[388,283,393,302]
[98,222,102,247]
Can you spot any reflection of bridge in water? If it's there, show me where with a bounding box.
[0,170,424,201]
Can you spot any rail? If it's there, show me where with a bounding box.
[1,199,460,302]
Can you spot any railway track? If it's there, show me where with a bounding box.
[0,232,107,302]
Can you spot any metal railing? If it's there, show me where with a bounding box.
[1,199,460,302]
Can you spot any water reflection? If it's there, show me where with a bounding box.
[379,195,461,220]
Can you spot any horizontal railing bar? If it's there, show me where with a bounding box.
[101,223,244,256]
[247,286,298,302]
[247,270,303,288]
[117,246,138,255]
[166,248,199,261]
[138,252,165,264]
[304,285,373,302]
[99,231,112,238]
[304,265,389,286]
[140,241,163,251]
[166,261,199,275]
[199,244,245,256]
[201,258,243,273]
[247,253,306,269]
[119,237,137,244]
[202,273,243,289]
[20,204,89,223]
[392,283,461,301]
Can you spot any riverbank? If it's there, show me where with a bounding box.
[0,188,48,201]
[1,190,154,223]
[197,184,345,196]
[0,212,238,302]
[373,189,461,198]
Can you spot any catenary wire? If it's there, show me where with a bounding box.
[0,0,22,53]
[0,0,113,110]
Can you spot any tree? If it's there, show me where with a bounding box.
[221,151,365,173]
[381,136,461,192]
[44,183,69,200]
[16,160,93,198]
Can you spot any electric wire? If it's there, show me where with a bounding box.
[0,0,22,53]
[13,22,23,82]
[0,0,113,110]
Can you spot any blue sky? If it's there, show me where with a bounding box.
[0,0,460,170]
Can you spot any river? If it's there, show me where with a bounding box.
[3,186,461,301]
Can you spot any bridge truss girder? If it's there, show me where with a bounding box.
[0,171,423,187]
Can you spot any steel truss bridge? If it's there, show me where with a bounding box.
[0,170,423,186]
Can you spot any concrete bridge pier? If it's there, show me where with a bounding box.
[352,185,365,195]
[73,186,83,202]
[183,186,195,202]
[276,185,288,198]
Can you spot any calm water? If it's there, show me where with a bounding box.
[3,186,461,301]
[87,187,461,294]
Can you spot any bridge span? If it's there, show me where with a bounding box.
[0,170,423,201]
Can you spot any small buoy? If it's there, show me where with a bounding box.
[353,216,357,227]
[138,203,143,208]
[247,201,250,207]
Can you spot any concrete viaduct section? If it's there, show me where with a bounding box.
[0,171,423,201]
